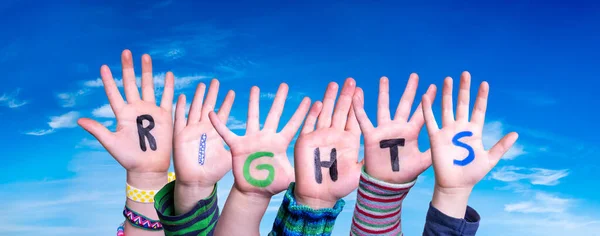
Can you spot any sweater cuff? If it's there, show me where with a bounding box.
[351,167,415,235]
[424,202,480,236]
[270,182,344,236]
[153,181,219,236]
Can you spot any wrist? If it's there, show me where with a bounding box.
[127,171,169,190]
[175,180,215,200]
[232,184,272,205]
[294,193,337,209]
[431,185,472,219]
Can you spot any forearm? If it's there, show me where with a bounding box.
[351,168,415,236]
[125,171,168,236]
[270,183,344,236]
[214,185,270,236]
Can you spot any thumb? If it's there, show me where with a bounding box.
[78,118,115,150]
[488,132,519,167]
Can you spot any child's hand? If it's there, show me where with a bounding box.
[173,79,235,189]
[294,79,363,209]
[352,74,437,184]
[78,50,174,183]
[209,84,311,197]
[422,71,518,218]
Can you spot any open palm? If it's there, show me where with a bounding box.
[173,79,235,187]
[209,84,311,196]
[353,74,437,184]
[294,79,363,206]
[78,50,174,173]
[422,72,518,190]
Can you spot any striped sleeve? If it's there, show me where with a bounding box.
[351,167,416,236]
[153,181,219,236]
[269,182,345,236]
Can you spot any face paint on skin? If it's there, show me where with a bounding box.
[243,152,275,188]
[198,133,207,165]
[379,138,405,172]
[452,131,475,166]
[136,114,157,151]
[314,148,338,184]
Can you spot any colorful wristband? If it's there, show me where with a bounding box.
[123,205,163,231]
[116,222,124,236]
[126,172,176,203]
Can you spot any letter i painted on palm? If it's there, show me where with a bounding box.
[198,133,207,165]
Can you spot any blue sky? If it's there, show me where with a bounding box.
[1,0,599,235]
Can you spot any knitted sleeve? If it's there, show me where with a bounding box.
[351,167,416,236]
[269,182,345,236]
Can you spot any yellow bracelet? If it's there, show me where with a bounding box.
[126,172,176,203]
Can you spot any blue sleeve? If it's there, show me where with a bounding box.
[423,202,480,236]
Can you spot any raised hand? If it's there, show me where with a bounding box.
[209,84,310,196]
[422,71,518,218]
[172,79,235,214]
[78,49,174,176]
[352,74,437,184]
[294,78,363,208]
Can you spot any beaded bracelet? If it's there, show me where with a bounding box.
[123,205,163,231]
[116,222,124,236]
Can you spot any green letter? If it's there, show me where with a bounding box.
[243,152,275,188]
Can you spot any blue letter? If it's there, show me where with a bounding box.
[452,131,475,166]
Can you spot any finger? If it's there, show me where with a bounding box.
[422,94,440,136]
[301,101,323,134]
[208,111,238,144]
[77,118,115,151]
[140,54,155,103]
[121,49,141,103]
[201,79,220,121]
[246,86,261,134]
[331,78,356,129]
[280,97,311,140]
[217,90,236,122]
[345,104,360,135]
[264,83,289,132]
[420,149,433,171]
[100,65,126,112]
[455,71,471,122]
[470,81,489,127]
[316,82,339,129]
[488,132,519,167]
[160,71,175,113]
[394,73,419,122]
[187,83,206,125]
[408,84,437,127]
[441,77,454,127]
[174,95,187,135]
[377,76,391,123]
[351,87,374,132]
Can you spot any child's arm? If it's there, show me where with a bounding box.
[151,79,236,235]
[421,72,518,235]
[270,78,363,235]
[350,75,437,235]
[78,50,174,236]
[208,84,311,236]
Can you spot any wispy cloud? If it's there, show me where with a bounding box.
[227,116,246,130]
[0,89,28,108]
[504,192,571,213]
[76,138,103,149]
[92,104,114,118]
[491,166,569,186]
[57,89,89,108]
[483,121,526,160]
[25,111,81,136]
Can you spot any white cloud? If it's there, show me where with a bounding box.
[483,121,526,160]
[100,120,114,127]
[504,192,571,213]
[0,89,28,108]
[25,129,55,136]
[92,104,114,118]
[48,111,80,129]
[57,89,89,108]
[491,166,569,186]
[260,92,277,100]
[227,116,246,130]
[76,138,103,149]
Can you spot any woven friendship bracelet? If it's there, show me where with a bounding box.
[126,172,177,203]
[123,205,163,231]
